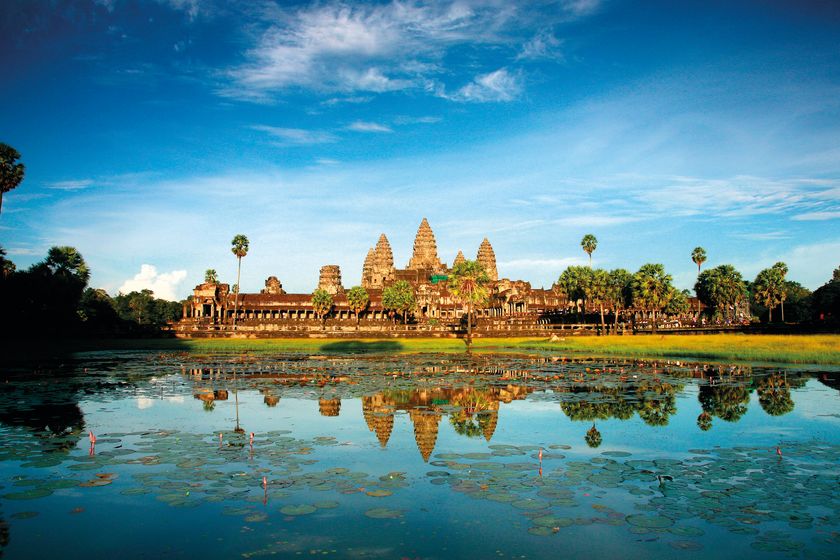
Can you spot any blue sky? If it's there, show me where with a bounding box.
[2,0,839,300]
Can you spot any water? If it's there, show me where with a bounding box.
[1,351,839,559]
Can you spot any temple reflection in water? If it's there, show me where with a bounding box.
[182,357,810,461]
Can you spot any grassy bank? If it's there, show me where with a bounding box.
[36,333,840,365]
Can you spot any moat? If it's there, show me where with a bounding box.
[1,352,839,559]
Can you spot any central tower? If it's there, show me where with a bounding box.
[407,218,443,272]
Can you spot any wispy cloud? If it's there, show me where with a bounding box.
[731,231,792,241]
[393,115,442,125]
[442,68,522,102]
[516,29,564,61]
[118,264,187,301]
[791,210,840,221]
[251,125,338,145]
[48,179,94,191]
[224,1,594,101]
[346,120,393,133]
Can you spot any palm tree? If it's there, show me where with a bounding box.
[580,234,597,266]
[346,285,369,328]
[230,234,249,328]
[691,247,707,273]
[585,424,602,448]
[204,269,218,284]
[607,268,632,330]
[773,262,788,322]
[588,268,611,333]
[695,264,745,321]
[311,288,333,329]
[448,260,491,349]
[691,247,706,318]
[382,280,415,326]
[631,263,674,332]
[557,265,592,321]
[753,267,783,322]
[45,246,90,284]
[0,143,25,216]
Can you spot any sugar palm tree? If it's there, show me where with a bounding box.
[311,289,333,329]
[0,143,25,216]
[448,260,490,350]
[773,261,788,322]
[204,269,218,284]
[753,267,783,322]
[230,234,249,328]
[691,247,707,273]
[691,247,706,318]
[346,285,369,328]
[588,268,611,333]
[580,234,597,266]
[631,263,674,332]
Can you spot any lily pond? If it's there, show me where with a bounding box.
[1,351,839,559]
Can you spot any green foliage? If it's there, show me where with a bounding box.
[204,269,218,284]
[753,267,784,322]
[0,142,25,214]
[311,289,334,325]
[811,266,840,323]
[584,424,602,448]
[113,289,182,326]
[448,260,490,344]
[580,234,597,264]
[631,263,674,316]
[664,288,691,316]
[45,246,90,284]
[346,286,370,323]
[556,265,593,311]
[0,245,15,277]
[382,280,416,324]
[694,264,746,319]
[230,234,249,258]
[691,247,707,272]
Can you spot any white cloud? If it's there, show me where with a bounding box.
[347,120,392,133]
[393,115,442,125]
[119,264,187,301]
[791,210,840,221]
[48,179,94,191]
[251,125,338,145]
[517,29,564,61]
[224,1,596,101]
[443,68,522,102]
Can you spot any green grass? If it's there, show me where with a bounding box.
[34,333,840,365]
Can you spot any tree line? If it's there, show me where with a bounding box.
[0,246,181,338]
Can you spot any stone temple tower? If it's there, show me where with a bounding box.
[452,250,466,268]
[363,234,396,289]
[318,265,345,295]
[408,218,443,272]
[476,238,498,281]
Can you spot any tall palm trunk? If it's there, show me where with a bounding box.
[650,310,657,333]
[768,306,772,323]
[466,301,473,349]
[232,256,242,328]
[599,303,605,334]
[780,299,785,322]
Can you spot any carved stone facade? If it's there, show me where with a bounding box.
[261,276,286,295]
[362,234,396,289]
[318,265,344,295]
[476,238,498,281]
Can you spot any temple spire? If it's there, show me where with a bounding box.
[408,218,442,271]
[476,238,498,281]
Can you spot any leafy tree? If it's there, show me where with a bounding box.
[45,246,90,284]
[557,265,593,321]
[311,288,333,329]
[607,268,633,328]
[631,263,674,331]
[0,143,25,215]
[664,288,691,316]
[695,264,746,321]
[588,268,611,332]
[204,269,218,284]
[79,288,120,330]
[757,374,794,417]
[382,280,416,326]
[230,234,249,327]
[811,266,840,323]
[0,246,15,277]
[447,261,490,348]
[580,234,597,266]
[346,285,369,328]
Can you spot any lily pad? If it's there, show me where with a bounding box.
[280,504,316,515]
[364,507,404,519]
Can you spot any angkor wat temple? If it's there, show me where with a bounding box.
[179,218,567,334]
